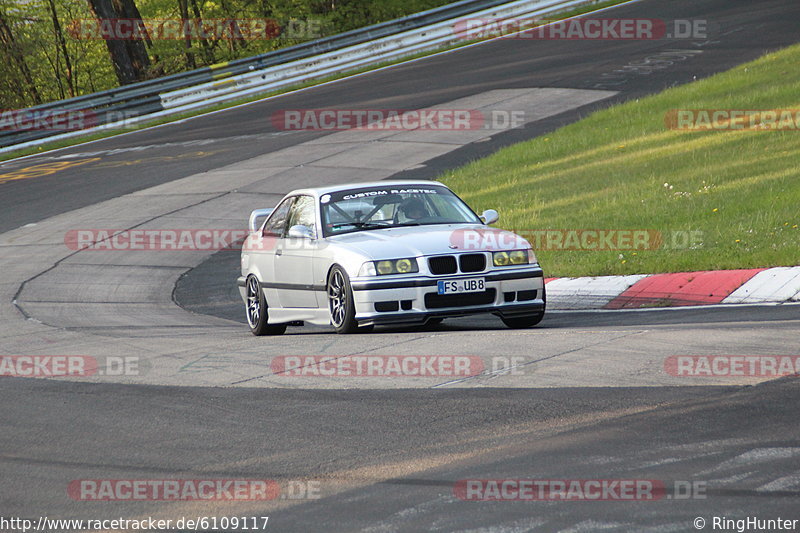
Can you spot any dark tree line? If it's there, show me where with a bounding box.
[0,0,453,107]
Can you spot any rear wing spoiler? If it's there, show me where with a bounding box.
[248,208,274,233]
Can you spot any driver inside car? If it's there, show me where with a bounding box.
[398,198,427,221]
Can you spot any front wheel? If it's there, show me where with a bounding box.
[246,275,287,336]
[327,266,360,334]
[501,313,544,329]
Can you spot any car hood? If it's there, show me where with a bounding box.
[326,224,530,259]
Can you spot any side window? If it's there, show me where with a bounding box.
[286,195,317,237]
[262,197,295,237]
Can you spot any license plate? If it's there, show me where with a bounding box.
[437,278,486,295]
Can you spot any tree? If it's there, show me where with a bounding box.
[46,0,76,98]
[188,0,214,63]
[86,0,151,84]
[0,7,42,104]
[177,0,195,68]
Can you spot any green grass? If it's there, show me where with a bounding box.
[0,0,630,163]
[441,44,800,277]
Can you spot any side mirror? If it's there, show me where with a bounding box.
[287,224,314,239]
[248,208,274,233]
[480,209,499,225]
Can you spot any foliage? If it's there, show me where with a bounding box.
[0,0,453,107]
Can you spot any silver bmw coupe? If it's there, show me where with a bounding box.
[237,180,545,334]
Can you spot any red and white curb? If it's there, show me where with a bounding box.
[545,266,800,310]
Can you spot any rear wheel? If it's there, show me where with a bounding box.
[246,275,287,336]
[328,266,360,334]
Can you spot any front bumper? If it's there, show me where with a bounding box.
[350,266,545,326]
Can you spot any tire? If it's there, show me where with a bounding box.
[245,275,287,336]
[327,266,360,334]
[502,286,546,329]
[501,313,544,329]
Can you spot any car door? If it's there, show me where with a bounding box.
[253,196,295,306]
[274,194,319,308]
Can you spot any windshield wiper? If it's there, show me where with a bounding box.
[330,222,389,229]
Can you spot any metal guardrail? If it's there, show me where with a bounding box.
[0,0,601,153]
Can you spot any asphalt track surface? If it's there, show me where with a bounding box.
[2,0,800,531]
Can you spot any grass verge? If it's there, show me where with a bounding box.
[441,43,800,277]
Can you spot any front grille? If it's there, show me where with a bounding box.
[459,253,486,273]
[428,255,457,275]
[424,289,496,309]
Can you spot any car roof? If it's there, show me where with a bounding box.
[284,180,449,199]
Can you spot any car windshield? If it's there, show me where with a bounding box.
[320,185,482,236]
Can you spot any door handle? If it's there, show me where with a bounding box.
[275,249,283,256]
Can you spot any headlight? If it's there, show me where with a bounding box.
[493,249,532,267]
[359,258,419,276]
[493,251,510,266]
[509,250,527,265]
